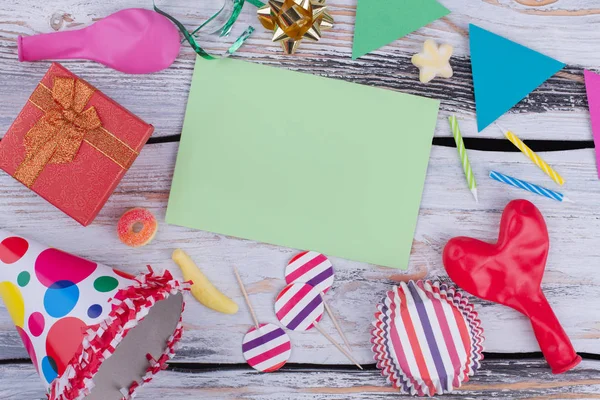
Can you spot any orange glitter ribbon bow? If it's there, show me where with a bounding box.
[13,77,136,187]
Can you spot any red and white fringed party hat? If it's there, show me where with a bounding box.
[0,230,189,399]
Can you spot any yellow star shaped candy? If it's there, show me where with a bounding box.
[411,40,453,83]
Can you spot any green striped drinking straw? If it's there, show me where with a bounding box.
[448,116,478,203]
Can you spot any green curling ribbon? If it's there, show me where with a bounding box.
[154,0,263,60]
[246,0,267,7]
[189,0,260,39]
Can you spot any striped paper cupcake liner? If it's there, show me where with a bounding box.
[371,280,485,397]
[371,300,421,394]
[384,281,483,395]
[372,302,415,393]
[373,281,484,396]
[373,295,424,395]
[427,281,484,379]
[373,292,453,396]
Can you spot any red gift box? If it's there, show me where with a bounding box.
[0,63,153,226]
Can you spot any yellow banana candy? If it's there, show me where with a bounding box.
[172,249,239,314]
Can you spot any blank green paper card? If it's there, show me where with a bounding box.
[166,57,439,269]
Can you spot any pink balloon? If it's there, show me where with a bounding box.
[18,8,181,74]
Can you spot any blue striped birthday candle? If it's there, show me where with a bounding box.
[489,171,571,202]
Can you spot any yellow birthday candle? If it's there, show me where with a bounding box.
[498,126,565,186]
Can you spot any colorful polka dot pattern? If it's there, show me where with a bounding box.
[42,356,58,383]
[113,269,136,280]
[87,304,102,319]
[17,326,37,372]
[0,237,29,264]
[35,249,97,287]
[0,281,25,327]
[94,276,118,292]
[44,281,79,318]
[17,271,30,287]
[46,317,87,375]
[0,233,131,387]
[28,312,45,337]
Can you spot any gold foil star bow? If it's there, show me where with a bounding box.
[257,0,334,54]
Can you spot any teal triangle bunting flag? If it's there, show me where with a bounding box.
[470,24,565,132]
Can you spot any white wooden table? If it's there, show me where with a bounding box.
[2,0,600,398]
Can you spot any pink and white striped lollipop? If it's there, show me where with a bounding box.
[275,282,324,331]
[274,282,363,369]
[234,268,292,373]
[242,323,291,372]
[285,251,352,352]
[285,251,335,294]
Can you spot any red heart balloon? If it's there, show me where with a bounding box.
[443,199,581,374]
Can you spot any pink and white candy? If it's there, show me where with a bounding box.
[285,251,334,294]
[275,283,324,331]
[242,323,291,372]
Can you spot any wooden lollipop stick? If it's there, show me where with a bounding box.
[233,267,260,329]
[313,322,363,369]
[321,294,352,351]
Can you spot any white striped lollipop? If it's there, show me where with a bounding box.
[275,282,362,369]
[234,268,291,372]
[285,251,335,294]
[275,282,324,331]
[242,323,291,372]
[285,251,352,351]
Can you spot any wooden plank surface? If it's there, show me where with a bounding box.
[3,359,600,399]
[0,144,598,362]
[0,0,599,140]
[2,0,600,398]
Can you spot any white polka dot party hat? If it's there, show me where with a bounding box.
[0,230,189,400]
